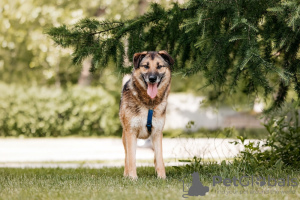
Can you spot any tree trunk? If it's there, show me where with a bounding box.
[138,0,148,15]
[78,57,92,87]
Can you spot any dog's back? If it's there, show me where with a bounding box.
[122,74,131,87]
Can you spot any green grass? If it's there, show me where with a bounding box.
[163,128,268,139]
[0,166,299,200]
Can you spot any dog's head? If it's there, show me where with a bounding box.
[132,50,174,99]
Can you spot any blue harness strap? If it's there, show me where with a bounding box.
[146,109,154,132]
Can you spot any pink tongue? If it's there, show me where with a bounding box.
[147,83,158,99]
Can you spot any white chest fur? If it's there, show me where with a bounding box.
[130,107,165,139]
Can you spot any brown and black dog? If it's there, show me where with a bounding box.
[119,50,174,179]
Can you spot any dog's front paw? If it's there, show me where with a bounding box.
[157,174,166,179]
[123,170,129,177]
[128,175,138,180]
[157,170,166,179]
[123,173,138,180]
[156,167,166,179]
[126,172,138,180]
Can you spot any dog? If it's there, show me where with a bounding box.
[119,50,174,179]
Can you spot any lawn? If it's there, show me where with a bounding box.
[0,166,299,200]
[163,128,268,139]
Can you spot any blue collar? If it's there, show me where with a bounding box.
[146,109,153,132]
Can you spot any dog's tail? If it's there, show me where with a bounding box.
[122,74,131,86]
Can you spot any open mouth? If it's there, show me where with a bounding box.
[141,75,163,99]
[147,78,164,99]
[147,83,158,99]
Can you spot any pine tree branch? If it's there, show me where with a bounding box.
[45,0,300,106]
[90,23,124,35]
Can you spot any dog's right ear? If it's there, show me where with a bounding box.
[158,50,175,66]
[133,51,147,69]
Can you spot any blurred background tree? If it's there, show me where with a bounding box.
[0,0,160,87]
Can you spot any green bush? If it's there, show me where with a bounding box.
[231,100,300,168]
[0,83,121,137]
[176,100,300,176]
[263,100,300,167]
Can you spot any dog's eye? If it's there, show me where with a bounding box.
[157,65,163,69]
[142,65,149,69]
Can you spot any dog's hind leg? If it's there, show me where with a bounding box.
[122,132,129,177]
[152,133,166,179]
[125,132,138,179]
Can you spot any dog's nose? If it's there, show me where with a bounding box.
[149,75,157,83]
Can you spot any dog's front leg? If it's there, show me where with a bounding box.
[122,132,129,177]
[152,133,166,179]
[125,132,138,179]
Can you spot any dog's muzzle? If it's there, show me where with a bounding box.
[149,75,157,83]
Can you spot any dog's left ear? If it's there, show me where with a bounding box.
[133,51,147,69]
[158,50,175,66]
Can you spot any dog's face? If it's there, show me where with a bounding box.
[132,51,174,99]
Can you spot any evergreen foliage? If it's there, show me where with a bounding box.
[47,0,300,108]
